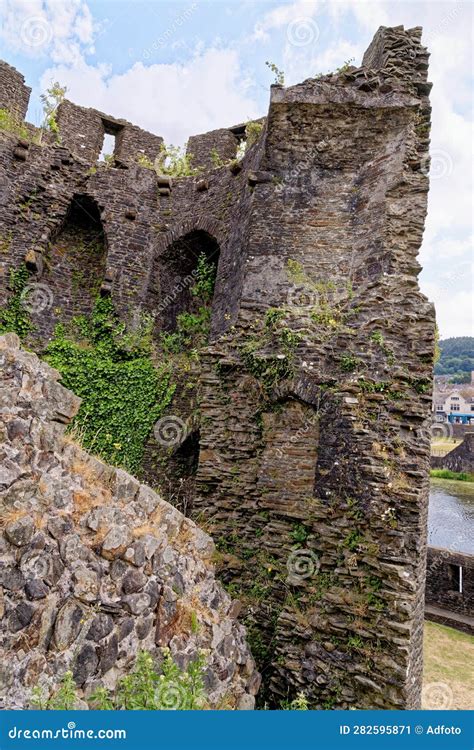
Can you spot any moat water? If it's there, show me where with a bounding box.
[428,478,474,554]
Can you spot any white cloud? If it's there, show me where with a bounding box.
[284,38,363,83]
[420,234,474,266]
[40,47,261,145]
[253,0,322,42]
[0,0,96,62]
[422,282,473,339]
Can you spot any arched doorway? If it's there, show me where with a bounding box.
[156,230,220,333]
[141,230,221,510]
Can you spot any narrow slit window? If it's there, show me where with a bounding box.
[98,132,116,163]
[448,563,462,592]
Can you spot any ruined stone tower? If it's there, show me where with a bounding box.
[0,25,435,708]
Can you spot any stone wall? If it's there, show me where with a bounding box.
[187,128,239,171]
[0,333,259,709]
[0,61,31,121]
[425,547,474,624]
[0,24,435,709]
[56,100,164,166]
[194,24,434,709]
[431,432,474,473]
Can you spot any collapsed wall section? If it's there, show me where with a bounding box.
[56,100,164,166]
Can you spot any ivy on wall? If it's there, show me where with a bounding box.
[45,297,175,474]
[0,265,35,339]
[0,252,218,476]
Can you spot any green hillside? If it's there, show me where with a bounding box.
[434,337,474,382]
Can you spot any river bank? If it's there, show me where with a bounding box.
[429,478,474,554]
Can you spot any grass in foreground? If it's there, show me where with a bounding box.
[423,621,474,710]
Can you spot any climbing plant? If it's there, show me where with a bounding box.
[0,108,29,140]
[265,61,285,85]
[0,265,34,339]
[160,251,217,354]
[155,143,200,177]
[45,297,175,473]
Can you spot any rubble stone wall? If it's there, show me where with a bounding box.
[425,548,474,621]
[0,61,31,121]
[431,433,474,474]
[0,333,259,709]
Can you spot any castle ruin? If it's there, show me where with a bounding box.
[0,26,436,709]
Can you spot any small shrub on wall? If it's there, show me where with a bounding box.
[45,297,175,474]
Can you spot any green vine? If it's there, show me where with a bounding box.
[265,61,285,86]
[0,108,29,140]
[160,252,217,354]
[45,297,175,473]
[0,265,35,339]
[156,143,200,177]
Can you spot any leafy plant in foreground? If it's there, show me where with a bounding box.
[32,650,208,711]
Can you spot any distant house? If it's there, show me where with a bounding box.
[432,371,474,424]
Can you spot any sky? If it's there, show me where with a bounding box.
[0,0,472,340]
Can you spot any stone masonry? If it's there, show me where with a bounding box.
[431,432,474,474]
[0,333,259,709]
[0,26,435,708]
